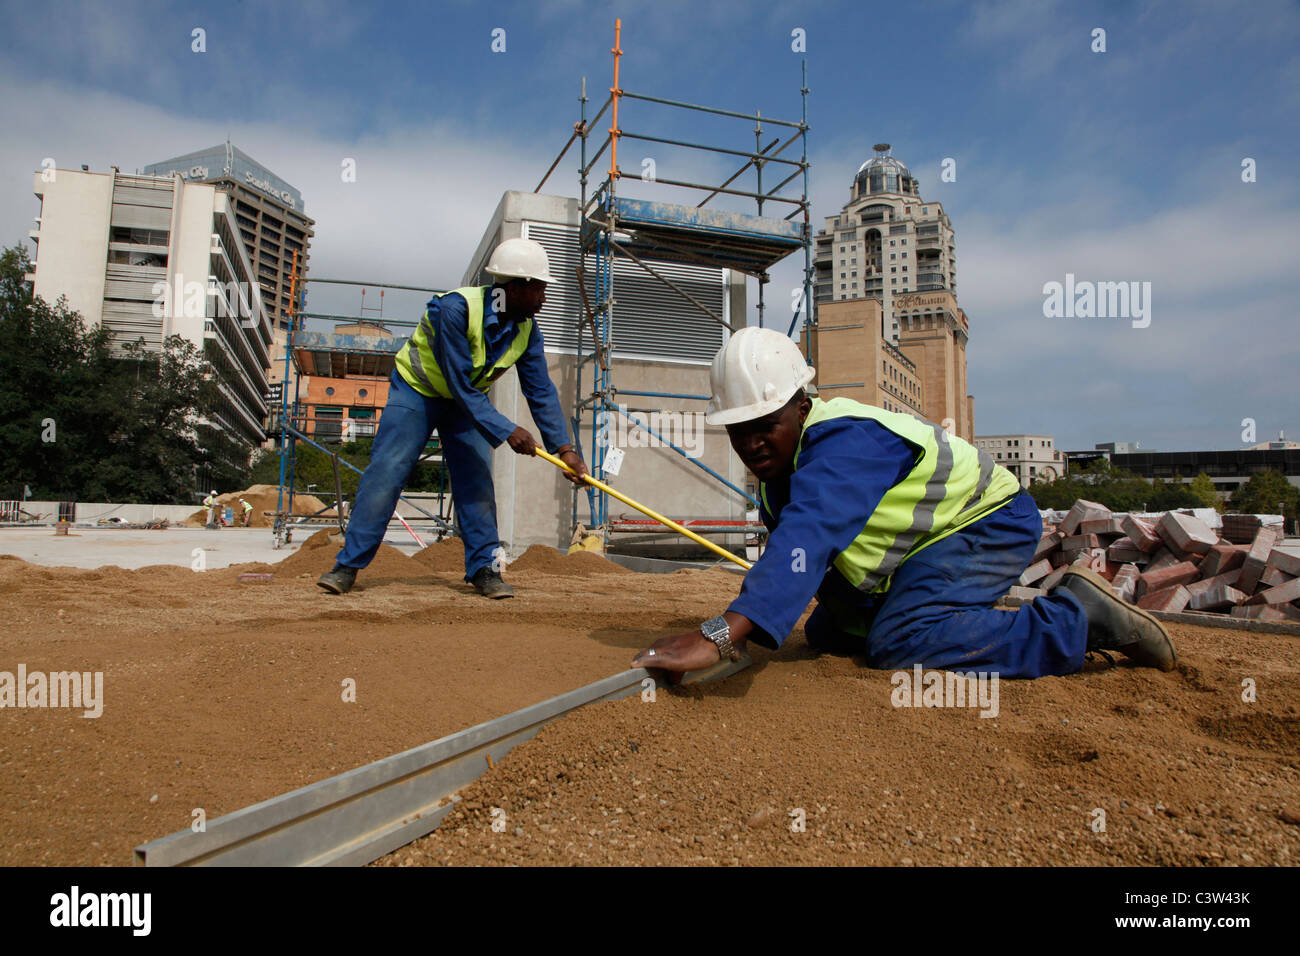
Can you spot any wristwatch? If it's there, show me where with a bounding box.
[701,615,740,662]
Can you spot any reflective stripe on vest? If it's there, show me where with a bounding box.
[761,397,1022,594]
[394,286,533,399]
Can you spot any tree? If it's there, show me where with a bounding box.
[1187,472,1221,511]
[1230,470,1299,519]
[0,243,253,503]
[0,245,117,500]
[1027,459,1202,512]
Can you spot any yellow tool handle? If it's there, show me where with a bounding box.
[536,448,752,571]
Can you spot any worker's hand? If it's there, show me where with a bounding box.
[631,628,721,674]
[558,448,588,486]
[506,426,539,456]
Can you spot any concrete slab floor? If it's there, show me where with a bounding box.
[0,526,427,570]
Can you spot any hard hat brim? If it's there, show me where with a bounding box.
[485,267,554,284]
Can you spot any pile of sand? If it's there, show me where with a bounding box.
[182,485,334,528]
[264,529,430,582]
[509,544,630,576]
[413,539,466,573]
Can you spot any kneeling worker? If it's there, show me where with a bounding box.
[632,327,1176,678]
[317,238,588,598]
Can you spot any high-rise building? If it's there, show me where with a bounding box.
[803,144,974,439]
[28,167,273,449]
[974,434,1063,487]
[143,144,313,330]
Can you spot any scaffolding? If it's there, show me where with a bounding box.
[268,264,455,548]
[544,20,813,550]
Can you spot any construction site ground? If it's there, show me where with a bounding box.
[1,527,1297,866]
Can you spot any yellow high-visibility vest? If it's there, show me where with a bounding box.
[761,397,1022,593]
[394,286,533,399]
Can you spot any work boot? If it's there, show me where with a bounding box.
[1055,566,1177,670]
[470,567,514,600]
[317,564,358,595]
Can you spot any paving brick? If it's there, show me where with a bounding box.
[1060,499,1110,536]
[1018,559,1052,586]
[1110,564,1140,603]
[1157,511,1219,557]
[1184,569,1243,600]
[1121,515,1163,553]
[1137,584,1191,612]
[1144,547,1180,573]
[1033,531,1063,562]
[1040,565,1070,591]
[1241,575,1300,607]
[1061,534,1101,552]
[1188,584,1247,611]
[1198,542,1247,578]
[1139,561,1201,593]
[1107,537,1146,564]
[1238,526,1282,594]
[1260,566,1293,590]
[1220,514,1262,545]
[1080,518,1115,535]
[1006,586,1046,602]
[1266,548,1300,577]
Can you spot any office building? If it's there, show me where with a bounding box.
[803,144,974,439]
[974,434,1063,487]
[144,144,313,330]
[28,166,273,448]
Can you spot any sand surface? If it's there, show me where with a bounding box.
[1,530,1296,866]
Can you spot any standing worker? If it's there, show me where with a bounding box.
[632,328,1176,678]
[239,497,254,527]
[317,238,588,598]
[203,490,219,529]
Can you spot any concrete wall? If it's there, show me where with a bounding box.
[488,352,750,559]
[21,502,198,523]
[31,170,114,323]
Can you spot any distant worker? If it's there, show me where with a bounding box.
[632,328,1176,678]
[203,491,219,529]
[317,238,588,598]
[239,497,253,527]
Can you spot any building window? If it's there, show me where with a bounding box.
[358,388,368,398]
[890,240,896,247]
[325,387,335,396]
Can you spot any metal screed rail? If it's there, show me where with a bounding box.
[133,656,751,866]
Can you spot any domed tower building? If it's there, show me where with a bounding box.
[803,144,974,440]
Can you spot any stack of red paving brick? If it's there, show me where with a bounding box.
[1012,500,1299,623]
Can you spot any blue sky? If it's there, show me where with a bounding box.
[1,0,1296,451]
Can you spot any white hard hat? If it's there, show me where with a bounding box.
[210,490,217,496]
[484,237,554,283]
[705,327,815,425]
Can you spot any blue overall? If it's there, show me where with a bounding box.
[334,288,571,581]
[728,417,1088,678]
